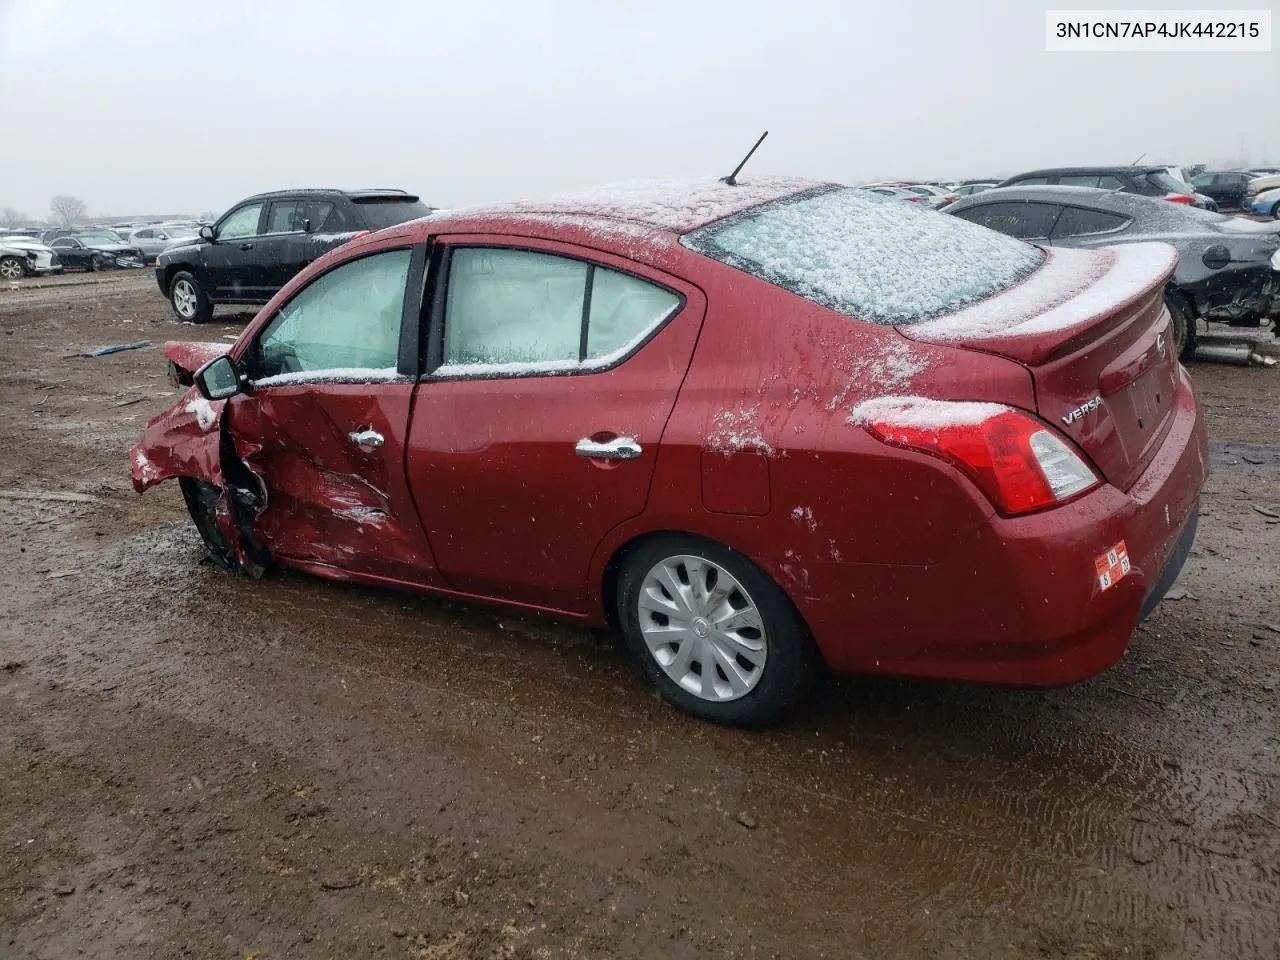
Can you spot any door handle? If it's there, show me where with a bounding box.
[239,242,254,251]
[575,436,642,461]
[349,428,384,449]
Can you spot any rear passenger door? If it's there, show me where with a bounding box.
[259,197,311,292]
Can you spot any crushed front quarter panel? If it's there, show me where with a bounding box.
[130,386,225,494]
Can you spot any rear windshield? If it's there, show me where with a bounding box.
[1145,171,1191,194]
[352,198,431,230]
[682,187,1044,325]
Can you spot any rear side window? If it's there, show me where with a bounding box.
[1097,175,1125,189]
[684,188,1043,326]
[1051,207,1130,238]
[351,198,431,231]
[438,248,682,374]
[949,201,1062,240]
[1058,175,1099,188]
[1010,176,1050,186]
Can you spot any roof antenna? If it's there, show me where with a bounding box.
[1129,151,1146,166]
[721,131,769,186]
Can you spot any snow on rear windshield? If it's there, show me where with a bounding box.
[682,187,1044,325]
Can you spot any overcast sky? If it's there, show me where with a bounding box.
[1,0,1276,219]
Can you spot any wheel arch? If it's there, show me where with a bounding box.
[162,261,204,297]
[597,527,816,643]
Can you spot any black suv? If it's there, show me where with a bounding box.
[995,166,1216,210]
[157,188,431,323]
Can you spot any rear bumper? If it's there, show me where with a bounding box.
[802,366,1208,684]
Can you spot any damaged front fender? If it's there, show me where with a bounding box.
[130,386,226,493]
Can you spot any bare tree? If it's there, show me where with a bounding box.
[50,195,88,226]
[1,207,27,228]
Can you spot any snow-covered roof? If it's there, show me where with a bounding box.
[443,176,828,234]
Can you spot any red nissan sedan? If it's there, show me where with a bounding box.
[131,178,1208,725]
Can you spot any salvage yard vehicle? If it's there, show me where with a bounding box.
[128,223,200,261]
[1249,186,1280,220]
[997,165,1218,210]
[156,188,432,324]
[0,236,62,278]
[47,234,144,271]
[131,178,1207,726]
[946,185,1280,355]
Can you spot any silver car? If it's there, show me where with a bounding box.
[0,236,63,278]
[128,224,201,261]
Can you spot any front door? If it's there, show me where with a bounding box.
[406,238,706,611]
[205,201,268,301]
[223,243,441,585]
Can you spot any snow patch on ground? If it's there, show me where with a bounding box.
[848,395,1010,430]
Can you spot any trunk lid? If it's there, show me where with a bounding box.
[900,243,1180,491]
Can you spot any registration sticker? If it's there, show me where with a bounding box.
[1095,541,1131,591]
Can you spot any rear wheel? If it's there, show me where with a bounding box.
[616,536,820,726]
[1165,292,1196,360]
[170,271,212,323]
[178,478,239,570]
[1271,200,1280,220]
[0,256,25,280]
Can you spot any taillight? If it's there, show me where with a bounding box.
[1164,193,1195,205]
[853,397,1101,516]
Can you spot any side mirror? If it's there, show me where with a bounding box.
[199,225,215,242]
[302,218,314,233]
[195,355,245,401]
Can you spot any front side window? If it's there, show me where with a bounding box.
[1193,174,1215,187]
[438,248,681,374]
[253,249,411,382]
[217,203,263,240]
[685,188,1044,325]
[51,238,79,249]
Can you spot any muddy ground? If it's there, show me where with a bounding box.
[0,274,1277,959]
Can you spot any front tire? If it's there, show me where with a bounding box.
[617,536,820,726]
[178,478,239,570]
[0,256,25,280]
[1271,200,1280,220]
[169,271,213,323]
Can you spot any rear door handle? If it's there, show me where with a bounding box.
[349,428,384,449]
[575,436,642,461]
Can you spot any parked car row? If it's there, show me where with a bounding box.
[133,176,1210,726]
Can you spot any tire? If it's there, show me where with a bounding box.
[1271,201,1280,220]
[178,478,239,571]
[616,535,821,726]
[1165,292,1196,360]
[86,255,99,273]
[169,270,213,323]
[0,256,25,280]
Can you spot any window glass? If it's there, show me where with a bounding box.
[1058,175,1099,188]
[51,238,77,249]
[308,200,342,233]
[443,248,587,367]
[352,198,431,230]
[1051,207,1130,238]
[254,250,410,380]
[1145,171,1190,194]
[685,189,1043,326]
[1193,174,1215,187]
[1011,176,1050,186]
[586,268,681,360]
[217,203,263,240]
[950,201,1062,240]
[135,228,153,239]
[1097,175,1125,189]
[265,200,303,234]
